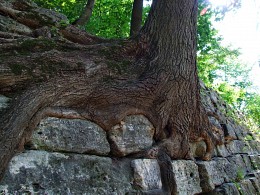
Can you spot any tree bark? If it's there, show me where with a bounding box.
[0,0,223,189]
[72,0,95,26]
[130,0,143,37]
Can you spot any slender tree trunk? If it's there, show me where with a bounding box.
[0,0,222,188]
[73,0,95,26]
[130,0,143,37]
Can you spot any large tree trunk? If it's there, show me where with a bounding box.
[0,0,223,192]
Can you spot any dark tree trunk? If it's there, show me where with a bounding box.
[0,0,223,191]
[72,0,95,26]
[130,0,143,37]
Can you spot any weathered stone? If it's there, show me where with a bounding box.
[196,158,237,192]
[222,122,237,141]
[131,159,202,195]
[0,150,134,194]
[209,90,219,105]
[233,124,250,141]
[0,94,10,111]
[249,155,260,170]
[209,116,222,129]
[31,117,110,155]
[247,140,260,154]
[214,183,240,195]
[227,154,247,180]
[109,115,155,156]
[253,170,260,181]
[225,140,253,155]
[249,177,260,192]
[216,144,230,157]
[171,160,202,195]
[241,154,254,173]
[238,179,258,195]
[131,159,162,191]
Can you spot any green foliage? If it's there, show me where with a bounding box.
[33,0,133,38]
[215,83,243,106]
[33,0,86,23]
[85,0,133,38]
[197,0,247,88]
[235,168,244,182]
[244,93,260,128]
[197,0,259,132]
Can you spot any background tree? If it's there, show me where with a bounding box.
[72,0,95,26]
[130,0,143,36]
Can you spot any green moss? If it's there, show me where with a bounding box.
[235,168,244,182]
[244,134,254,141]
[58,20,70,29]
[9,64,24,75]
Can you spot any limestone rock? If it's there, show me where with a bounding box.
[109,115,155,156]
[131,159,162,191]
[196,158,237,192]
[0,150,134,194]
[31,117,110,155]
[216,144,230,157]
[209,116,222,129]
[248,140,260,154]
[241,154,254,173]
[225,140,252,155]
[238,179,258,195]
[249,176,260,192]
[209,90,219,104]
[214,183,240,195]
[131,159,202,195]
[233,124,250,141]
[171,160,202,195]
[222,122,237,140]
[249,155,260,170]
[227,154,247,179]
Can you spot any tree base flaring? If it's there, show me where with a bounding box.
[0,0,226,183]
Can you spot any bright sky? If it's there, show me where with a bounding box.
[211,0,260,92]
[143,0,260,92]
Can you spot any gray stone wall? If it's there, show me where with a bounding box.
[0,84,259,194]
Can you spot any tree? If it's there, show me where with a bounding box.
[130,0,143,36]
[72,0,95,26]
[0,0,224,193]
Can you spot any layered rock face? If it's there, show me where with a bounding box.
[0,85,259,194]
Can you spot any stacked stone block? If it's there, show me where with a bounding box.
[0,83,259,194]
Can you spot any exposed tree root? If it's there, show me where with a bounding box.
[0,0,225,188]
